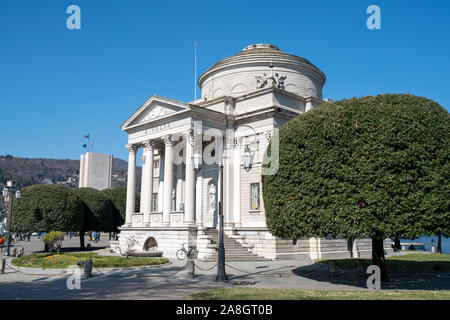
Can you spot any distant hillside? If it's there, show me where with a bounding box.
[0,154,141,189]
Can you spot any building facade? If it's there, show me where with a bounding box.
[114,44,391,260]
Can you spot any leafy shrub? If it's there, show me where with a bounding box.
[42,231,64,252]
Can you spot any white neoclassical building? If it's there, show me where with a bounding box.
[113,44,391,260]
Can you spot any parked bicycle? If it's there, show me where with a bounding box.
[176,243,198,260]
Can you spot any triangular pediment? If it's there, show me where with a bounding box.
[121,95,190,130]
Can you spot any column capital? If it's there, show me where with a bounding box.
[126,144,138,153]
[265,130,274,142]
[183,129,194,145]
[161,135,173,146]
[143,140,156,152]
[234,137,242,149]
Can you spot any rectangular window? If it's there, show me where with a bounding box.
[152,193,158,212]
[250,183,260,210]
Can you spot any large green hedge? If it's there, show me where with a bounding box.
[12,185,84,233]
[262,94,449,280]
[72,187,117,232]
[101,186,139,224]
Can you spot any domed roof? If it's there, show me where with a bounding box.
[198,43,325,87]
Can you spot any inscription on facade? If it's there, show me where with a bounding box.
[145,124,170,135]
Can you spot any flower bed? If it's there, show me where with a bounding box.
[11,252,168,269]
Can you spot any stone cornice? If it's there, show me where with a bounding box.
[198,50,326,88]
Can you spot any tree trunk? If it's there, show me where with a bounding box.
[80,231,85,250]
[394,237,401,250]
[437,234,442,254]
[372,236,390,282]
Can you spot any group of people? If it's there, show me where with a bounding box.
[88,231,101,243]
[14,232,32,242]
[2,231,106,243]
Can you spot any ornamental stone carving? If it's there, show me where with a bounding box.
[183,129,194,146]
[208,181,216,213]
[143,140,156,152]
[255,73,286,90]
[142,105,172,122]
[234,137,242,149]
[265,130,274,142]
[161,135,173,145]
[126,144,138,153]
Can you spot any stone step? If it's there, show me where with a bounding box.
[206,246,251,252]
[199,256,270,262]
[206,248,252,253]
[199,229,270,261]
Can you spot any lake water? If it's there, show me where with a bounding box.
[399,235,450,254]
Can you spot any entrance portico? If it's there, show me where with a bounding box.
[124,131,199,229]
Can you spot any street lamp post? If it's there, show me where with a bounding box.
[2,180,21,257]
[192,150,228,281]
[216,161,228,281]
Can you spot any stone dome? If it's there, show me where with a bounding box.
[198,44,326,100]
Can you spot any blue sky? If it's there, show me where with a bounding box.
[1,0,449,162]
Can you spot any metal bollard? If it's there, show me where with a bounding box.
[84,259,93,277]
[185,260,195,278]
[328,260,337,276]
[0,258,5,274]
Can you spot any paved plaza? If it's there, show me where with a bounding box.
[0,236,448,299]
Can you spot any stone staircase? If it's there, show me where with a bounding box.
[198,229,270,261]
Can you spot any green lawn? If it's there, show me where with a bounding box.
[317,253,450,272]
[11,252,169,269]
[187,288,450,300]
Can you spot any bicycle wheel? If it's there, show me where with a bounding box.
[176,249,186,260]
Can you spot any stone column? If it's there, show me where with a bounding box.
[224,135,233,228]
[143,140,155,225]
[162,135,173,225]
[184,130,195,225]
[125,144,138,226]
[140,155,147,214]
[233,137,241,227]
[195,170,203,227]
[158,150,164,213]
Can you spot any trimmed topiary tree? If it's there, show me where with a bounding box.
[101,186,140,225]
[11,185,84,250]
[72,188,118,248]
[263,94,449,281]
